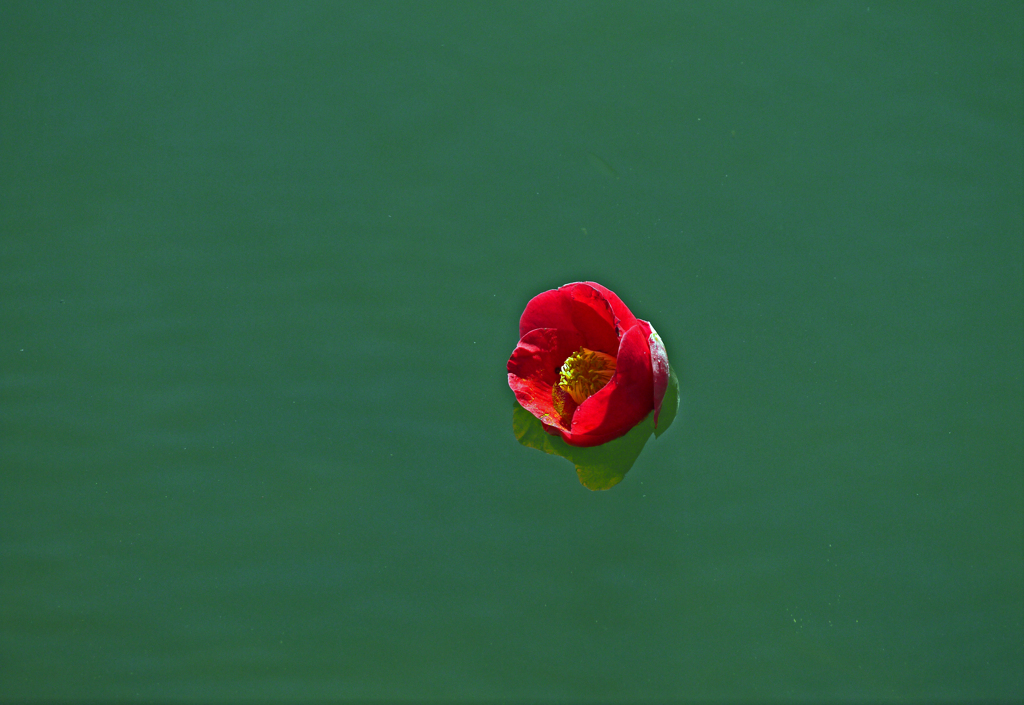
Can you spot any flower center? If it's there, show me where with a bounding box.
[557,347,616,405]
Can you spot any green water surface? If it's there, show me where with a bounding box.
[2,2,1022,701]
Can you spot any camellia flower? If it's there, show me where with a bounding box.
[507,282,669,447]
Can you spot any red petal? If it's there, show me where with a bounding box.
[518,283,620,355]
[518,288,574,339]
[562,283,621,355]
[637,320,669,426]
[507,327,583,433]
[562,323,654,446]
[580,281,639,334]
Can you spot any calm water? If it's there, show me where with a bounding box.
[2,2,1022,701]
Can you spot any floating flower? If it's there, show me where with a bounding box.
[507,282,669,447]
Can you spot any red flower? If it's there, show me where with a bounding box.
[507,282,669,447]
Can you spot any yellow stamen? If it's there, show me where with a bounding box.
[557,347,616,405]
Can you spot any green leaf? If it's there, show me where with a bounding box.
[512,366,680,490]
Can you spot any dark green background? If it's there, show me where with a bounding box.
[2,2,1022,701]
